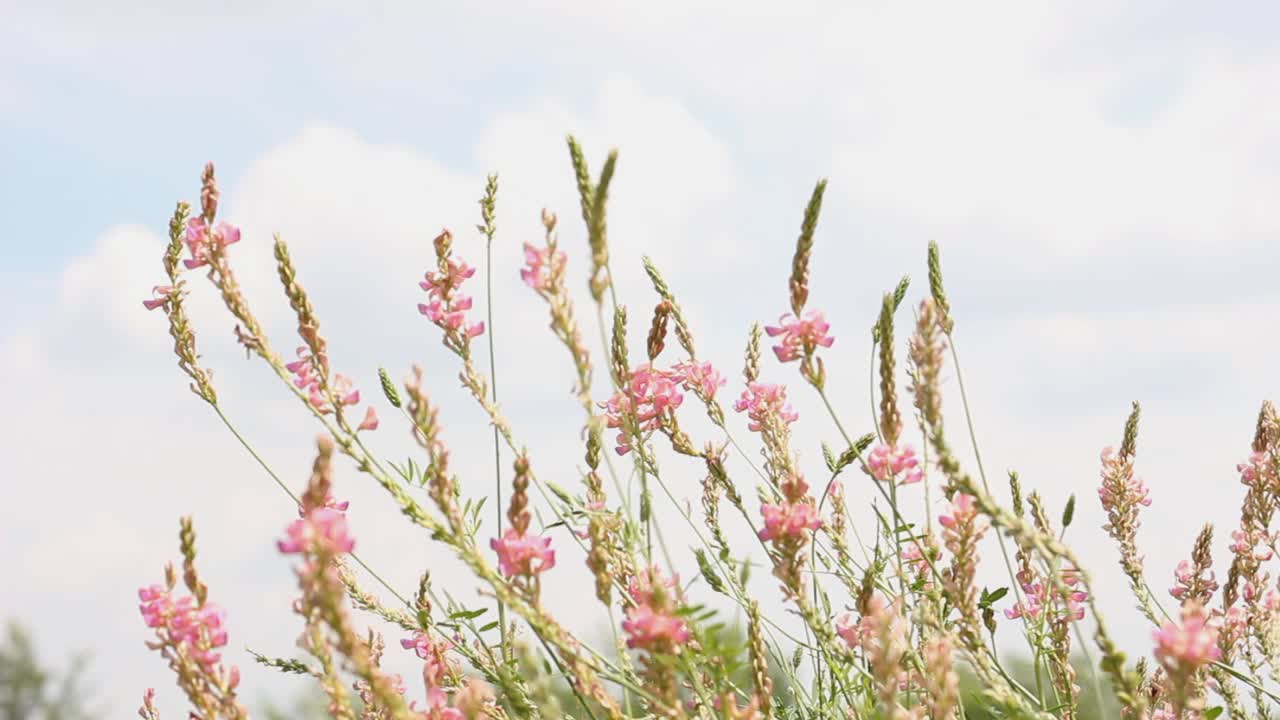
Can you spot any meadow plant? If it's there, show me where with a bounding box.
[136,145,1280,720]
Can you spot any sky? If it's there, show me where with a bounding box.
[3,1,1280,714]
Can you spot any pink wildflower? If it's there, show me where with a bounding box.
[182,218,241,270]
[835,610,869,650]
[733,382,798,432]
[520,242,566,292]
[900,540,935,590]
[672,359,726,399]
[358,405,380,431]
[401,633,453,671]
[765,309,834,362]
[623,568,690,652]
[622,604,692,650]
[1238,451,1266,486]
[1098,445,1152,524]
[142,285,173,311]
[1154,603,1221,673]
[328,374,360,408]
[1229,528,1273,562]
[865,442,924,485]
[296,494,349,519]
[600,365,684,455]
[278,507,356,555]
[490,528,556,577]
[1170,559,1218,602]
[1005,567,1088,622]
[138,688,159,719]
[285,347,362,415]
[401,634,466,719]
[137,585,230,671]
[419,257,484,340]
[938,493,983,532]
[758,500,822,542]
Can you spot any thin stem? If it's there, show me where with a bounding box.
[946,334,1044,674]
[533,633,598,720]
[813,386,1042,709]
[212,406,413,611]
[213,406,300,505]
[484,221,511,661]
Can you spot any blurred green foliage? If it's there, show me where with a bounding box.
[0,621,96,720]
[959,656,1118,720]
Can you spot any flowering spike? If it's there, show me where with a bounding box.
[876,292,902,445]
[744,323,762,384]
[1120,401,1141,460]
[927,240,954,333]
[789,178,827,316]
[377,367,401,408]
[477,173,498,241]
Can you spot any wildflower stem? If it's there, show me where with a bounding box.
[212,405,424,616]
[813,385,1042,711]
[947,334,1045,676]
[818,384,856,450]
[533,633,599,720]
[480,183,511,663]
[212,405,300,506]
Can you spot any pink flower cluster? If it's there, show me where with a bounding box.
[672,359,726,400]
[182,218,241,270]
[278,507,356,556]
[733,382,799,432]
[1170,559,1219,603]
[758,473,822,543]
[835,595,911,690]
[401,634,466,719]
[1238,450,1268,486]
[600,364,685,455]
[758,500,822,542]
[1230,528,1274,563]
[285,347,377,431]
[1153,603,1221,673]
[1097,446,1152,524]
[622,569,690,652]
[835,609,867,650]
[138,585,231,671]
[593,360,730,454]
[865,443,924,486]
[490,528,557,577]
[900,540,934,590]
[520,242,567,293]
[765,310,834,362]
[419,258,484,340]
[938,493,985,536]
[1239,580,1280,609]
[1004,567,1088,622]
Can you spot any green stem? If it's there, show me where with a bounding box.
[483,222,511,662]
[946,335,1046,677]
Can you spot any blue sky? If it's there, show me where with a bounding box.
[3,1,1280,715]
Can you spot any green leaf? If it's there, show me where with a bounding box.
[546,482,574,506]
[1205,708,1224,720]
[979,586,1009,608]
[448,608,488,621]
